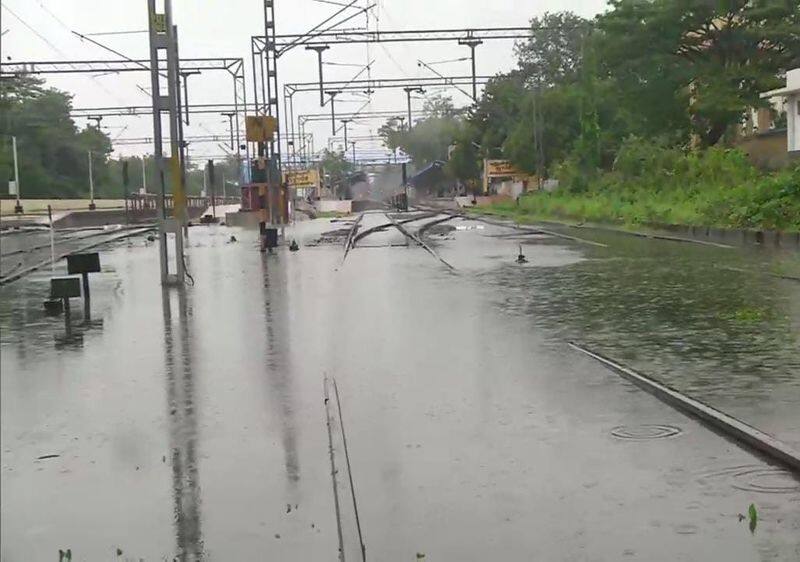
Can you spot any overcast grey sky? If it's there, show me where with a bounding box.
[1,0,608,159]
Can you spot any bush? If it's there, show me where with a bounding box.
[489,148,799,231]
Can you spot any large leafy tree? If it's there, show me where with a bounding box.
[1,75,114,197]
[514,11,591,87]
[378,95,465,168]
[598,0,800,146]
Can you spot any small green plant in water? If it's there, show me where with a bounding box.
[58,549,72,562]
[719,307,769,324]
[748,503,758,534]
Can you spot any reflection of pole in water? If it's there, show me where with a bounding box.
[162,287,204,561]
[260,256,300,485]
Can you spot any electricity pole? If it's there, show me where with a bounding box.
[325,90,340,135]
[458,38,483,101]
[341,119,351,156]
[141,157,147,194]
[306,45,330,106]
[88,150,96,210]
[404,87,424,128]
[221,112,236,150]
[147,0,186,285]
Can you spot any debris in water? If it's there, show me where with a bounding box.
[416,553,426,559]
[748,503,758,533]
[286,503,292,513]
[289,239,299,252]
[146,234,156,242]
[516,244,527,264]
[229,235,238,243]
[274,533,281,539]
[116,547,123,556]
[37,454,60,460]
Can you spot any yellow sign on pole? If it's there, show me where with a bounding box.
[246,116,278,142]
[284,169,320,189]
[151,13,167,33]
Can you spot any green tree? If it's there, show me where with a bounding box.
[514,11,591,87]
[0,75,113,197]
[320,149,353,197]
[597,0,800,146]
[378,95,465,168]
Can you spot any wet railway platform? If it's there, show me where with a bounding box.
[1,213,798,560]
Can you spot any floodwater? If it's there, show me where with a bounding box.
[1,213,798,561]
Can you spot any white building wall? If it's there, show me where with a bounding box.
[789,93,799,152]
[784,69,800,152]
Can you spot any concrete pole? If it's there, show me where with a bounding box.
[88,150,96,210]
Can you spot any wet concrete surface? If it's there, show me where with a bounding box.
[1,215,799,560]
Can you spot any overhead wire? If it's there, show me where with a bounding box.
[25,3,142,104]
[2,4,65,55]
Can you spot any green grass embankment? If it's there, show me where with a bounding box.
[476,149,800,232]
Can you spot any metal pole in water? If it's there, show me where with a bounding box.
[81,272,91,320]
